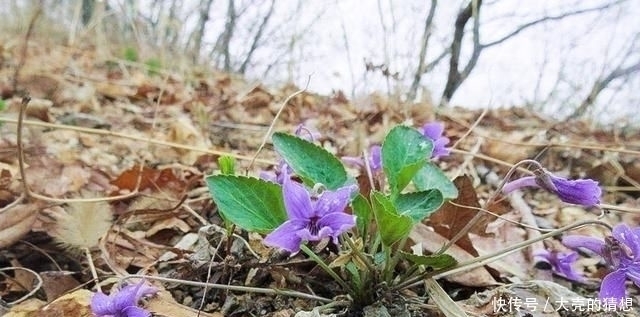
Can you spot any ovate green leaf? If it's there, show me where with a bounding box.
[206,175,286,233]
[272,132,348,190]
[371,191,412,247]
[413,163,458,199]
[395,189,444,223]
[382,126,433,195]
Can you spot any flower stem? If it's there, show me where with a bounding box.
[300,245,352,292]
[393,219,613,291]
[438,159,545,255]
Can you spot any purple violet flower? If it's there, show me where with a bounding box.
[502,170,601,206]
[263,177,357,254]
[421,122,450,159]
[533,249,584,282]
[260,161,292,185]
[563,223,640,303]
[341,145,382,173]
[91,281,157,317]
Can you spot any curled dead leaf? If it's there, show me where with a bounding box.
[0,202,40,248]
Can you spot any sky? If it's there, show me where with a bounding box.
[277,0,640,124]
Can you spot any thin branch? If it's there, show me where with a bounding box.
[567,59,640,120]
[12,1,43,92]
[408,0,438,101]
[239,0,276,74]
[482,0,627,49]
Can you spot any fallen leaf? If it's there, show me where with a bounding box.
[0,202,40,248]
[110,165,186,195]
[147,289,223,317]
[40,271,80,302]
[426,176,482,256]
[409,223,497,287]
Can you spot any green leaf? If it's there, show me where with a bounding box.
[371,191,412,247]
[272,132,348,190]
[382,126,433,194]
[206,175,286,233]
[352,194,372,236]
[413,163,458,199]
[395,190,444,223]
[218,156,236,175]
[401,252,457,270]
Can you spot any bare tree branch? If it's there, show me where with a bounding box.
[239,0,276,74]
[440,0,482,106]
[567,59,640,120]
[482,0,627,49]
[408,0,438,101]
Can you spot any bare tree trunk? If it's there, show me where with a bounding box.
[222,0,236,72]
[407,0,437,101]
[239,0,275,74]
[440,0,482,106]
[191,0,215,63]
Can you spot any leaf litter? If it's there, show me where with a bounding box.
[0,36,639,317]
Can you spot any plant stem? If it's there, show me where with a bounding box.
[384,237,408,284]
[393,219,613,291]
[300,244,352,292]
[438,159,545,254]
[343,235,376,273]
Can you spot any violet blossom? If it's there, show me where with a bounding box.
[502,169,601,206]
[91,280,157,317]
[260,160,292,185]
[533,249,584,282]
[563,223,640,303]
[263,177,357,254]
[420,121,450,159]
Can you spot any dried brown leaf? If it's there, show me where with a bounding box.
[0,202,40,248]
[409,223,497,287]
[426,176,482,256]
[40,271,80,302]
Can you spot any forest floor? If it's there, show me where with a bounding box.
[1,37,639,317]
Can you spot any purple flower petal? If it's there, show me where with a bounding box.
[123,306,152,317]
[318,212,356,243]
[613,224,640,257]
[283,179,313,220]
[263,220,307,253]
[90,281,157,317]
[315,185,355,217]
[599,269,628,302]
[626,265,640,287]
[549,175,601,206]
[532,249,584,282]
[369,145,382,171]
[555,252,585,282]
[432,137,451,158]
[422,122,444,140]
[503,170,601,207]
[562,235,605,256]
[91,292,117,315]
[421,122,450,159]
